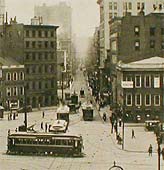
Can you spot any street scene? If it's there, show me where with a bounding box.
[1,0,164,170]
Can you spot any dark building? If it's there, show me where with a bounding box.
[109,10,164,64]
[0,57,24,110]
[116,57,164,122]
[0,16,59,108]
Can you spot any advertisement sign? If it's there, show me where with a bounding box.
[121,81,133,88]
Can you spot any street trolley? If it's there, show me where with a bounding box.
[82,103,94,121]
[57,105,70,123]
[145,120,160,131]
[49,119,68,133]
[7,132,83,157]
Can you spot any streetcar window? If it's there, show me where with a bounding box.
[75,141,78,147]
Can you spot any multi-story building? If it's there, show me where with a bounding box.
[109,9,164,64]
[34,2,75,77]
[0,16,59,108]
[116,57,164,121]
[0,57,24,110]
[97,0,164,68]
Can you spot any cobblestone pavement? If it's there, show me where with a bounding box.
[0,69,164,170]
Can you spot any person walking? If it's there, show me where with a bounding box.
[45,123,47,132]
[132,129,135,139]
[41,122,43,130]
[148,144,153,156]
[42,111,45,118]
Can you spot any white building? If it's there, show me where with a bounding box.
[97,0,164,68]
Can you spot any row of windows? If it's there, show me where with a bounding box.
[25,52,55,61]
[109,2,144,11]
[6,87,24,97]
[26,80,55,90]
[134,27,164,37]
[6,72,24,81]
[25,41,55,48]
[124,75,161,88]
[134,40,164,51]
[25,30,55,38]
[126,94,160,106]
[26,65,55,74]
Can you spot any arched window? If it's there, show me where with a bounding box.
[13,87,18,96]
[6,72,11,81]
[13,72,18,81]
[20,86,24,95]
[19,72,24,80]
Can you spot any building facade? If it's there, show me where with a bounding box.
[0,17,59,108]
[116,57,164,121]
[0,57,24,110]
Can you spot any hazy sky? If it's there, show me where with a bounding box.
[5,0,99,37]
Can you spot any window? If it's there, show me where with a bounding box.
[45,41,48,48]
[123,2,127,10]
[45,53,48,60]
[126,93,132,106]
[32,41,36,48]
[128,2,132,10]
[38,53,42,60]
[20,86,24,95]
[32,82,35,90]
[137,2,140,10]
[154,95,160,106]
[26,53,30,60]
[25,41,30,48]
[38,41,42,48]
[142,3,145,9]
[145,94,151,106]
[51,80,54,88]
[26,30,29,37]
[6,73,11,81]
[45,31,48,37]
[26,67,29,74]
[6,87,11,96]
[38,66,42,73]
[154,75,160,88]
[135,75,141,88]
[135,94,141,106]
[134,26,140,36]
[161,28,164,35]
[13,87,18,96]
[135,40,140,51]
[19,72,24,80]
[150,40,155,48]
[38,30,42,37]
[39,82,42,89]
[125,76,132,81]
[109,2,112,10]
[32,53,36,60]
[13,72,17,81]
[161,41,164,49]
[109,13,113,19]
[114,12,117,17]
[144,75,151,88]
[32,30,36,37]
[50,41,54,48]
[32,66,36,73]
[150,27,155,36]
[114,2,117,10]
[51,31,54,37]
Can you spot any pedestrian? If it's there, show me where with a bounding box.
[41,122,43,130]
[8,129,10,135]
[132,129,135,139]
[42,111,45,118]
[161,148,164,160]
[103,112,107,122]
[45,123,47,132]
[15,128,18,132]
[119,119,122,127]
[48,125,51,132]
[148,144,153,156]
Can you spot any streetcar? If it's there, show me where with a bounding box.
[82,103,94,121]
[57,105,70,123]
[49,119,68,133]
[7,132,83,157]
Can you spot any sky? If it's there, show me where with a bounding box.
[5,0,100,37]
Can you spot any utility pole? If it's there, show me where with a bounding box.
[24,85,27,131]
[61,71,64,102]
[122,106,125,150]
[157,135,161,170]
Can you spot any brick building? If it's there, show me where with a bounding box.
[0,57,24,110]
[0,17,59,108]
[116,57,164,122]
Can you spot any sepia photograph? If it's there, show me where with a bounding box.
[0,0,164,169]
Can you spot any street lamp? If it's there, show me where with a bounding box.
[157,134,161,170]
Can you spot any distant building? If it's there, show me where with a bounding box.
[0,57,24,110]
[0,16,59,108]
[116,57,164,122]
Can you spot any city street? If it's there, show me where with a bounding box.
[0,69,164,170]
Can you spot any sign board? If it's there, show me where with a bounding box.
[121,81,133,88]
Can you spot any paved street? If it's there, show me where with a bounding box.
[0,69,164,170]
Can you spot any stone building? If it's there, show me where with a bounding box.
[0,17,59,108]
[116,57,164,121]
[0,57,24,110]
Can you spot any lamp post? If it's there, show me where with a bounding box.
[121,106,125,150]
[24,85,27,131]
[157,135,161,170]
[61,71,64,102]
